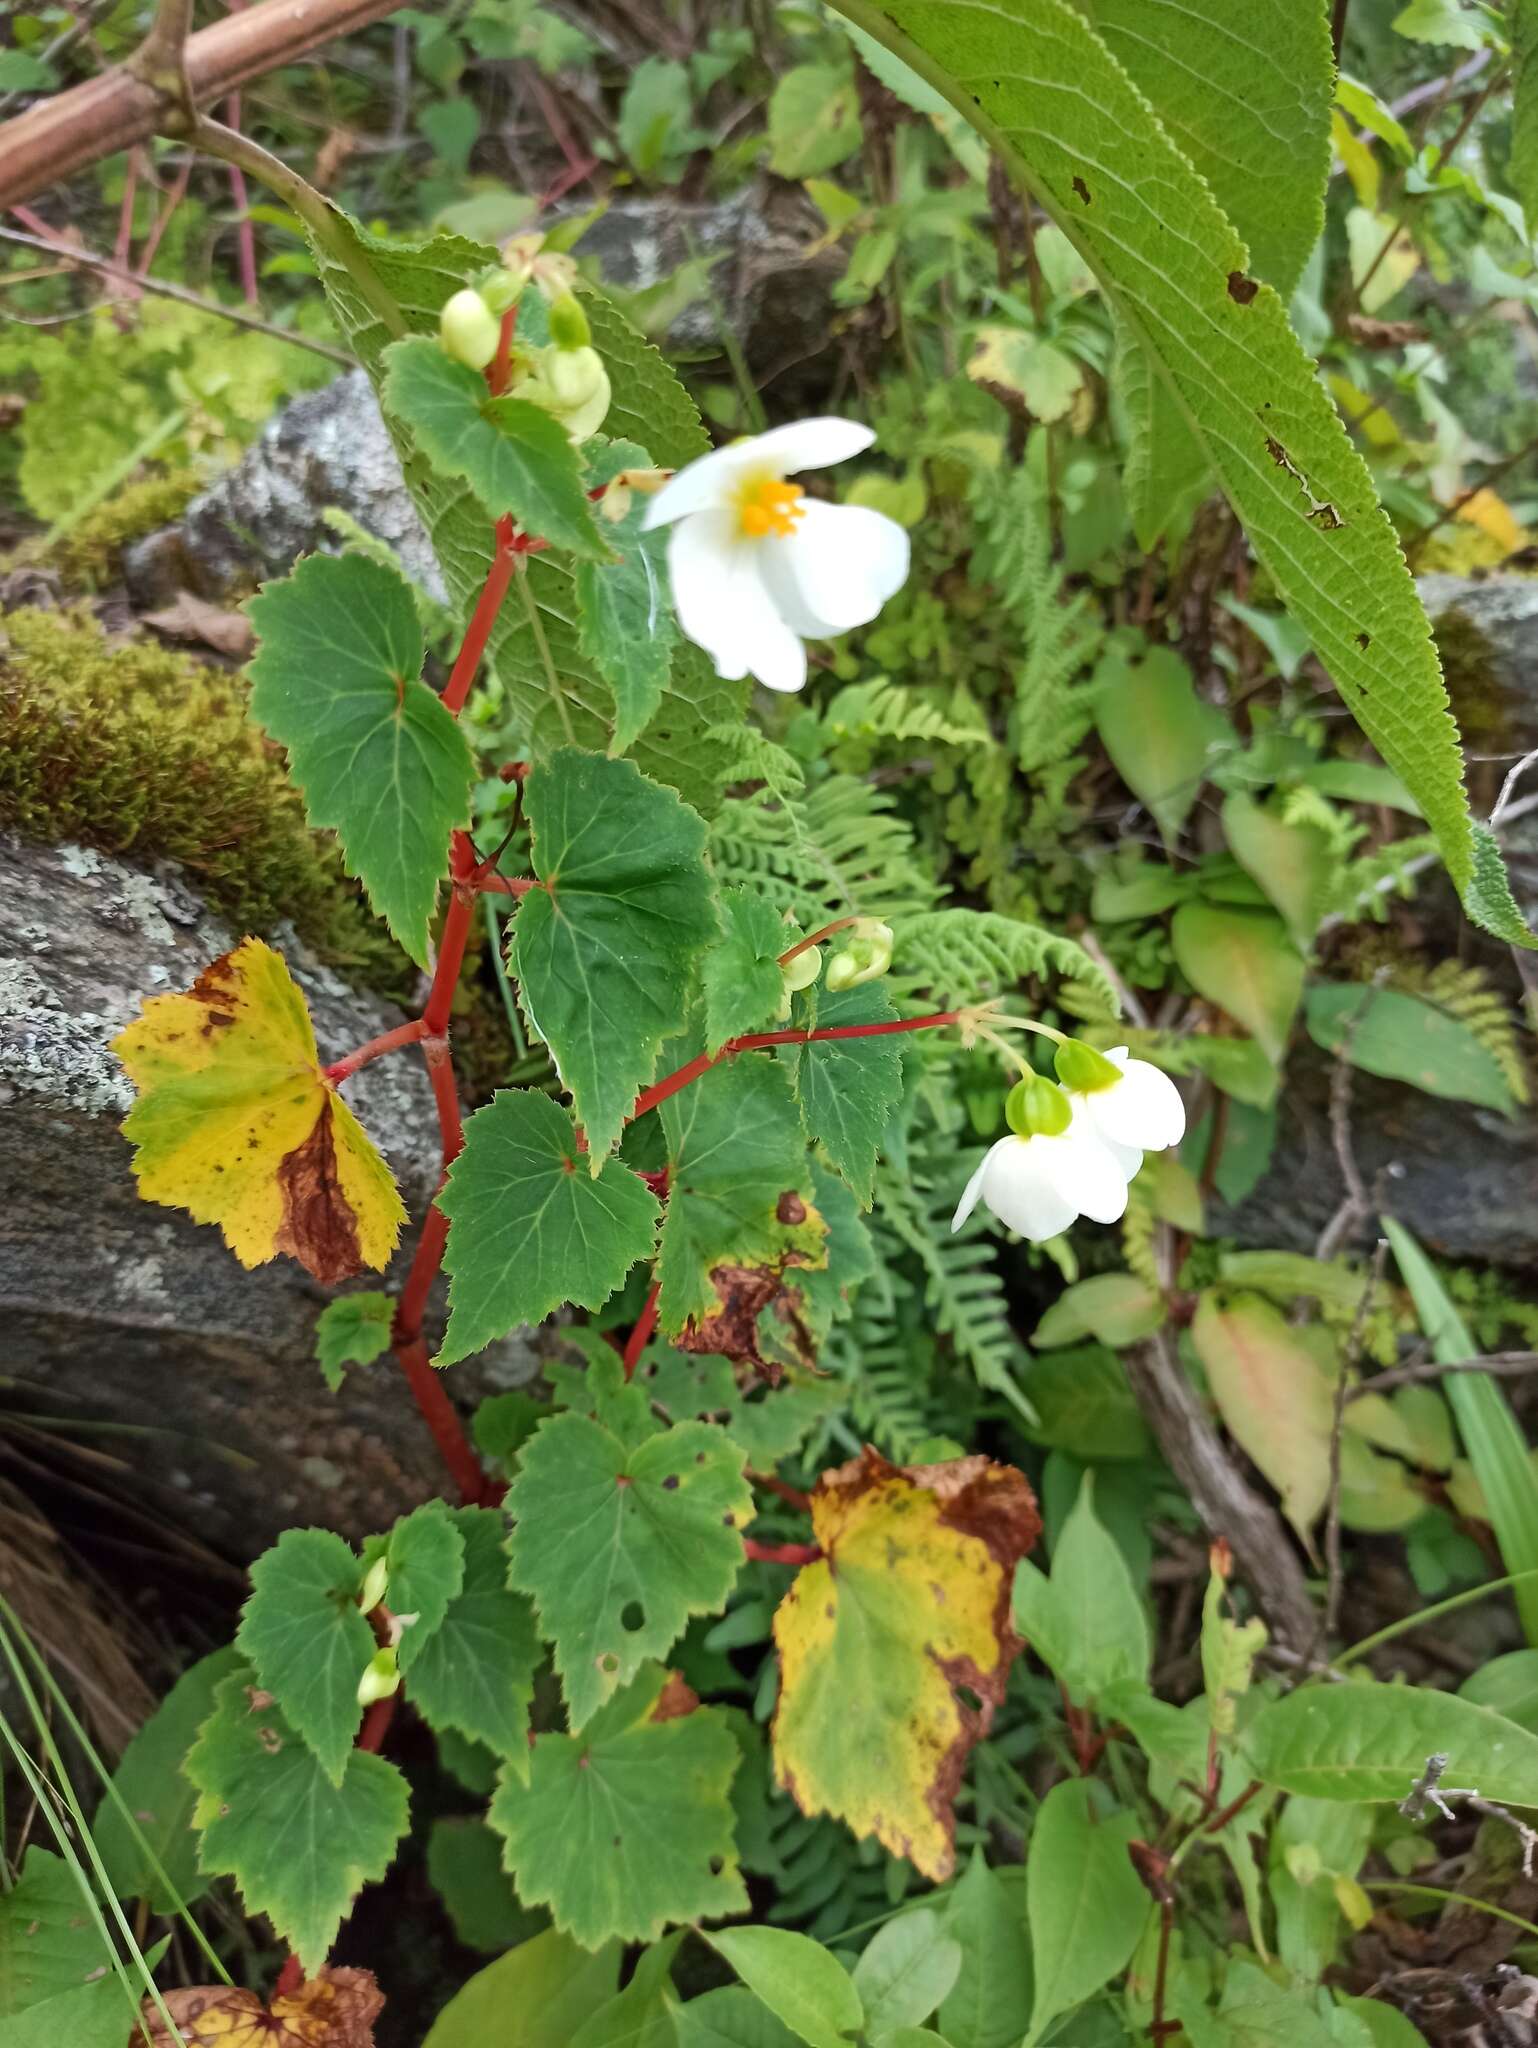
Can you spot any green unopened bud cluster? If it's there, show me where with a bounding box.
[437,233,612,446]
[825,918,894,992]
[1003,1071,1072,1139]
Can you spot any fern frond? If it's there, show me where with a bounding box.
[877,1167,1027,1408]
[899,908,1119,1016]
[1399,959,1531,1105]
[702,723,807,801]
[822,677,997,753]
[1122,1175,1159,1290]
[709,774,939,926]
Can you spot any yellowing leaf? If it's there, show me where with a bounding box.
[136,1967,383,2047]
[1190,1292,1335,1545]
[113,937,404,1284]
[1454,487,1526,554]
[771,1449,1040,1881]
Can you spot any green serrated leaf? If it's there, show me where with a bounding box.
[247,552,474,967]
[315,1291,395,1392]
[383,1500,466,1650]
[438,1089,661,1365]
[703,889,791,1052]
[397,1506,541,1764]
[578,439,679,756]
[489,1665,746,1946]
[656,1055,822,1333]
[507,1411,751,1729]
[512,750,718,1163]
[235,1529,373,1784]
[788,981,904,1207]
[187,1671,409,1973]
[382,337,606,559]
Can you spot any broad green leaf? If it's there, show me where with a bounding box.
[1515,0,1538,242]
[637,1347,841,1470]
[0,1849,115,2017]
[547,1338,660,1451]
[1243,1680,1538,1804]
[95,1644,244,1914]
[827,0,1533,945]
[113,937,405,1286]
[306,213,744,799]
[1012,1471,1149,1706]
[853,1909,963,2036]
[569,1934,685,2048]
[941,1852,1034,2048]
[1191,1292,1334,1543]
[381,1499,466,1650]
[1171,904,1303,1064]
[1094,646,1228,846]
[788,982,905,1206]
[507,1410,751,1729]
[1117,315,1212,551]
[675,1987,804,2047]
[1270,1797,1375,1987]
[397,1505,542,1763]
[1222,795,1335,954]
[657,1054,823,1334]
[0,1974,137,2048]
[1019,1346,1152,1461]
[968,328,1087,421]
[426,1817,541,1953]
[187,1671,409,1973]
[247,551,474,966]
[438,1089,661,1364]
[1307,984,1518,1117]
[768,64,863,177]
[1461,1648,1538,1733]
[422,1928,621,2048]
[512,749,719,1163]
[1386,1217,1538,1644]
[382,337,605,558]
[1175,1957,1339,2048]
[489,1665,746,1947]
[703,889,791,1052]
[236,1528,373,1784]
[772,1449,1040,1880]
[315,1291,395,1392]
[707,1927,865,2048]
[578,439,680,756]
[1031,1274,1163,1350]
[1026,1779,1148,2045]
[1337,1998,1432,2048]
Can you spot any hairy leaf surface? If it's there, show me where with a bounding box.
[236,1528,374,1784]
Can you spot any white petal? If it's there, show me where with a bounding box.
[764,501,911,637]
[1086,1055,1188,1152]
[747,417,875,476]
[1049,1119,1132,1225]
[978,1136,1080,1242]
[666,513,806,691]
[642,441,767,529]
[951,1145,1000,1232]
[1101,1135,1145,1182]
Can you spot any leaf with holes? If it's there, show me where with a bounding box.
[382,338,606,559]
[507,1411,751,1730]
[236,1529,374,1784]
[398,1507,541,1766]
[702,889,792,1052]
[578,439,680,755]
[437,1089,661,1365]
[511,750,719,1164]
[187,1673,409,1974]
[788,982,905,1206]
[112,938,405,1285]
[489,1665,745,1947]
[315,1292,396,1393]
[772,1449,1040,1880]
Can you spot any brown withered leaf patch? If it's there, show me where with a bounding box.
[135,1966,384,2047]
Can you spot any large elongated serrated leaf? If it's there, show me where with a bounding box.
[788,982,904,1206]
[187,1672,409,1973]
[489,1665,746,1947]
[247,551,474,966]
[438,1089,661,1365]
[831,0,1534,945]
[382,339,606,559]
[236,1528,374,1784]
[511,750,718,1163]
[506,1411,751,1729]
[1516,0,1538,240]
[305,211,746,799]
[772,1449,1040,1881]
[656,1054,824,1334]
[112,937,405,1285]
[398,1506,542,1763]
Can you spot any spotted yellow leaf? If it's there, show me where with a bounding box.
[135,1967,383,2047]
[113,937,405,1285]
[771,1449,1041,1881]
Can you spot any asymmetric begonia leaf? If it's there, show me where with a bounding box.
[113,937,405,1286]
[236,1529,374,1785]
[381,1500,466,1651]
[788,981,905,1206]
[437,1089,661,1365]
[134,1969,383,2048]
[771,1449,1041,1879]
[247,551,475,966]
[703,889,792,1052]
[397,1507,541,1766]
[315,1293,396,1393]
[656,1055,824,1334]
[187,1673,409,1974]
[507,1411,751,1729]
[511,750,720,1163]
[488,1665,746,1947]
[381,337,607,559]
[577,439,680,755]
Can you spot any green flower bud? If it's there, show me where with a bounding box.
[356,1647,400,1708]
[547,289,592,351]
[782,944,823,994]
[474,264,524,317]
[520,344,611,444]
[1054,1038,1121,1094]
[358,1554,390,1614]
[824,919,894,992]
[1003,1072,1072,1139]
[439,288,501,371]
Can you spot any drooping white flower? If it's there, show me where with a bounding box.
[952,1075,1131,1243]
[641,418,910,692]
[1055,1041,1187,1181]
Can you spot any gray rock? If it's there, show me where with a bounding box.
[1418,571,1538,757]
[0,835,535,1554]
[123,369,440,612]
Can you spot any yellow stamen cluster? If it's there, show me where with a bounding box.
[737,476,806,539]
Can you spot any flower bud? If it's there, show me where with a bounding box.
[824,918,894,991]
[474,263,523,317]
[356,1647,400,1707]
[547,289,592,352]
[358,1554,390,1614]
[782,944,823,994]
[1054,1037,1121,1094]
[599,479,633,525]
[439,288,501,372]
[521,344,611,444]
[1003,1072,1072,1139]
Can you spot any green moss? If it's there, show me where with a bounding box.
[45,468,202,584]
[1430,603,1513,758]
[0,605,409,995]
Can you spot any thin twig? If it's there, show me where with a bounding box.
[1400,1753,1538,1877]
[1349,1348,1538,1398]
[1314,974,1387,1263]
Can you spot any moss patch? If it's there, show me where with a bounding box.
[44,468,202,585]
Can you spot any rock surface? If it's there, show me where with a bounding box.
[0,835,533,1554]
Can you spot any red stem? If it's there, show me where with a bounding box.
[273,1955,305,2001]
[623,1279,662,1380]
[475,873,538,898]
[744,1539,822,1566]
[392,1329,484,1505]
[778,916,860,967]
[324,1016,425,1083]
[357,1693,398,1755]
[136,153,192,277]
[113,146,139,271]
[630,1011,963,1123]
[441,520,516,716]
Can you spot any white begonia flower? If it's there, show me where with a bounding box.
[1055,1041,1187,1181]
[641,418,910,693]
[952,1074,1131,1243]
